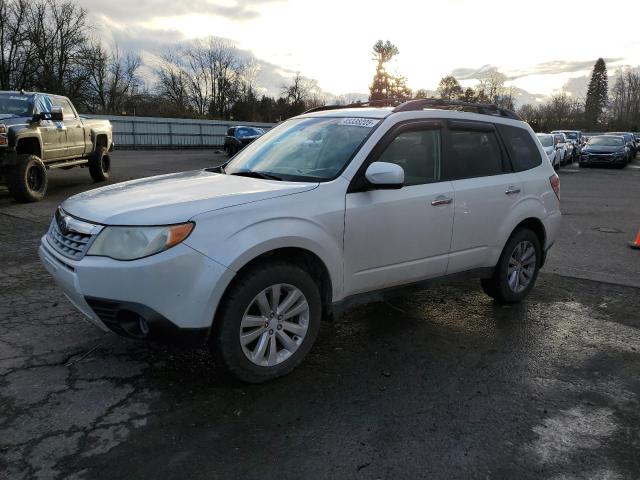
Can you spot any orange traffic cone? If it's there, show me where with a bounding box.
[630,229,640,250]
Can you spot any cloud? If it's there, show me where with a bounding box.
[506,58,624,80]
[81,0,283,22]
[450,64,498,80]
[451,58,625,83]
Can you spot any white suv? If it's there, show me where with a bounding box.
[39,99,561,383]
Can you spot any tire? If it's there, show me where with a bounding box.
[210,261,322,383]
[480,228,541,304]
[7,154,48,203]
[227,145,236,157]
[88,146,110,182]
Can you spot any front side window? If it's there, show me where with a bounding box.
[225,117,379,182]
[497,124,542,172]
[377,129,441,186]
[445,129,504,180]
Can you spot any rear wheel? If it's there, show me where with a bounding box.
[7,154,48,203]
[211,261,322,383]
[480,228,541,304]
[88,146,110,182]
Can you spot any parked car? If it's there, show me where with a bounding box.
[607,132,637,162]
[536,133,561,168]
[579,135,628,168]
[40,99,561,383]
[551,130,583,161]
[0,91,113,202]
[552,133,570,165]
[224,126,265,157]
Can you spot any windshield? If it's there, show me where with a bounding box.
[0,94,33,116]
[564,132,578,140]
[537,135,554,147]
[588,136,624,146]
[236,127,263,137]
[225,117,379,181]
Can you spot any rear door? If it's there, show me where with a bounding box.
[343,121,454,295]
[443,120,523,274]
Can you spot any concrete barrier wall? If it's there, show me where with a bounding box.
[86,115,275,149]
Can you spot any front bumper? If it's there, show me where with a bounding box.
[580,154,626,166]
[39,237,233,346]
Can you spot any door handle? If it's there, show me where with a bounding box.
[431,196,453,206]
[505,186,521,195]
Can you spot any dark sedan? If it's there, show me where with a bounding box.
[579,135,628,168]
[224,126,265,157]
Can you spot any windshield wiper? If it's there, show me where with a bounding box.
[228,170,283,181]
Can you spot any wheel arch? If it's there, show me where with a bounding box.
[211,246,335,328]
[15,136,42,159]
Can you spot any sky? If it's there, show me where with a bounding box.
[80,0,640,102]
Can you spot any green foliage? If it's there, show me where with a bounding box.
[436,76,463,100]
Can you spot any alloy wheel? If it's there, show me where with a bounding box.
[239,283,310,367]
[507,240,536,293]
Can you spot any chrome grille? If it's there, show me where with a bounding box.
[46,208,98,260]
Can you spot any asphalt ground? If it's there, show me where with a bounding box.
[1,150,639,479]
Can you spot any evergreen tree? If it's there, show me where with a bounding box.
[584,58,608,128]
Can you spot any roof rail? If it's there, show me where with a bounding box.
[303,98,411,114]
[392,98,521,120]
[304,97,522,121]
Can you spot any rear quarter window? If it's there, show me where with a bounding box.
[497,124,542,172]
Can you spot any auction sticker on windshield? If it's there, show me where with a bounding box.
[338,118,379,128]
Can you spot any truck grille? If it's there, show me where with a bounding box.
[46,208,98,260]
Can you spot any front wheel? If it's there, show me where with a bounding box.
[210,261,322,383]
[88,146,110,182]
[7,154,48,203]
[481,228,541,304]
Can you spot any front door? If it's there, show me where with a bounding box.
[344,124,454,296]
[53,96,85,158]
[36,95,67,160]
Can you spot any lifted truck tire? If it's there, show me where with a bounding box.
[7,154,48,203]
[89,146,110,182]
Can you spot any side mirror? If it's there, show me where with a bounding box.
[31,106,64,123]
[365,162,404,189]
[50,106,63,122]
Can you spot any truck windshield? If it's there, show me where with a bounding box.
[225,117,379,182]
[0,94,33,116]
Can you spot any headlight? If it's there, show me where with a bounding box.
[87,222,194,260]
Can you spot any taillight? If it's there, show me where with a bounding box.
[549,173,560,200]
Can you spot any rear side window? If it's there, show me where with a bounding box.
[444,129,504,180]
[377,129,441,186]
[497,124,542,172]
[227,128,235,136]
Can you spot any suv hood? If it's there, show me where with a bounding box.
[61,169,318,225]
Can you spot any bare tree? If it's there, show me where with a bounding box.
[81,42,141,113]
